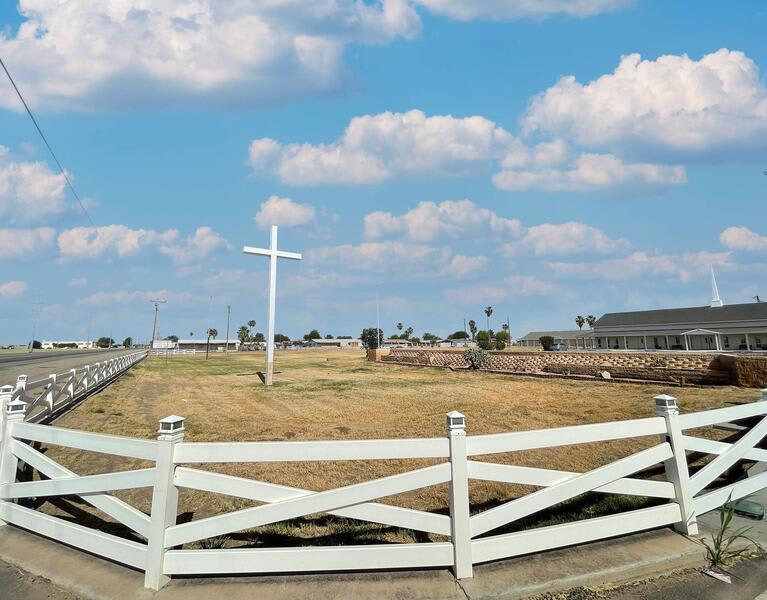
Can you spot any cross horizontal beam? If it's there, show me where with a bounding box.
[242,245,302,260]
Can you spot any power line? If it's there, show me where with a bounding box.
[0,55,94,226]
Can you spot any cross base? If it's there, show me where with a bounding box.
[265,360,274,386]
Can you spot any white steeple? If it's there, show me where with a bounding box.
[710,267,723,308]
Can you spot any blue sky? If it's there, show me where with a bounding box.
[1,0,766,344]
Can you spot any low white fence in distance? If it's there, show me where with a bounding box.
[0,351,147,425]
[0,387,766,590]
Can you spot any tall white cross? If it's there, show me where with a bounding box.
[243,225,302,385]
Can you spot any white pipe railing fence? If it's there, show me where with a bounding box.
[0,387,766,590]
[0,351,147,425]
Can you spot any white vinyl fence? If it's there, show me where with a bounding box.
[0,388,766,590]
[151,349,196,357]
[0,351,147,425]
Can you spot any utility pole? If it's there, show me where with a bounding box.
[225,305,231,353]
[149,299,167,349]
[28,302,42,353]
[376,289,381,349]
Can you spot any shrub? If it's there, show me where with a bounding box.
[476,330,492,350]
[464,348,490,370]
[539,335,555,351]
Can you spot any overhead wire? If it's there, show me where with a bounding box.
[0,55,95,226]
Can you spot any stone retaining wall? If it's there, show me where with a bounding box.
[381,348,720,371]
[374,348,767,386]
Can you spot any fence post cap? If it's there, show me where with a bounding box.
[446,411,466,433]
[654,394,678,414]
[6,398,26,417]
[15,375,26,383]
[158,415,185,439]
[0,384,13,394]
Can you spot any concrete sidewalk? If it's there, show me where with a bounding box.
[0,525,705,600]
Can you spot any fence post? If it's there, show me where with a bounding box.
[0,386,12,434]
[0,399,27,526]
[46,374,56,412]
[144,415,185,590]
[446,410,473,579]
[83,366,90,392]
[67,369,76,401]
[14,375,26,395]
[655,394,698,535]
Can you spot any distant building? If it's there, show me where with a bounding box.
[305,338,363,348]
[177,339,239,352]
[41,340,96,349]
[592,270,767,351]
[383,338,413,348]
[153,339,240,352]
[593,303,767,351]
[516,330,594,349]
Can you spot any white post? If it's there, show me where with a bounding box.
[83,366,90,391]
[46,374,56,412]
[265,226,278,385]
[745,333,751,351]
[0,399,26,526]
[93,362,101,384]
[655,394,698,535]
[684,336,689,351]
[643,336,647,350]
[665,335,670,350]
[14,375,26,394]
[67,369,76,401]
[446,411,472,579]
[145,415,185,590]
[0,386,12,432]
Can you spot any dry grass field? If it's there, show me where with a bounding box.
[35,349,758,548]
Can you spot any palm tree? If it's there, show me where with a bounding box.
[397,322,403,332]
[404,326,413,339]
[205,328,218,360]
[484,306,493,333]
[237,325,249,345]
[586,315,597,329]
[468,319,477,341]
[575,315,585,331]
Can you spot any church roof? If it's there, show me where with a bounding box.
[594,302,767,328]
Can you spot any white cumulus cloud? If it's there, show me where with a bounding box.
[0,146,69,221]
[546,250,733,282]
[364,199,523,242]
[415,0,632,21]
[160,226,231,264]
[308,240,484,280]
[0,280,28,298]
[720,226,767,252]
[0,0,421,111]
[58,225,179,260]
[249,110,515,185]
[254,195,316,229]
[0,227,56,260]
[522,49,767,158]
[493,151,686,193]
[506,221,631,256]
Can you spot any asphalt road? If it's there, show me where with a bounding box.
[0,348,137,387]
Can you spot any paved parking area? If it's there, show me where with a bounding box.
[0,349,136,386]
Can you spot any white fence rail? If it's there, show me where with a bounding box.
[0,351,147,425]
[0,388,766,590]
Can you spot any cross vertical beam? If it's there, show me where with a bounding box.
[266,226,278,385]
